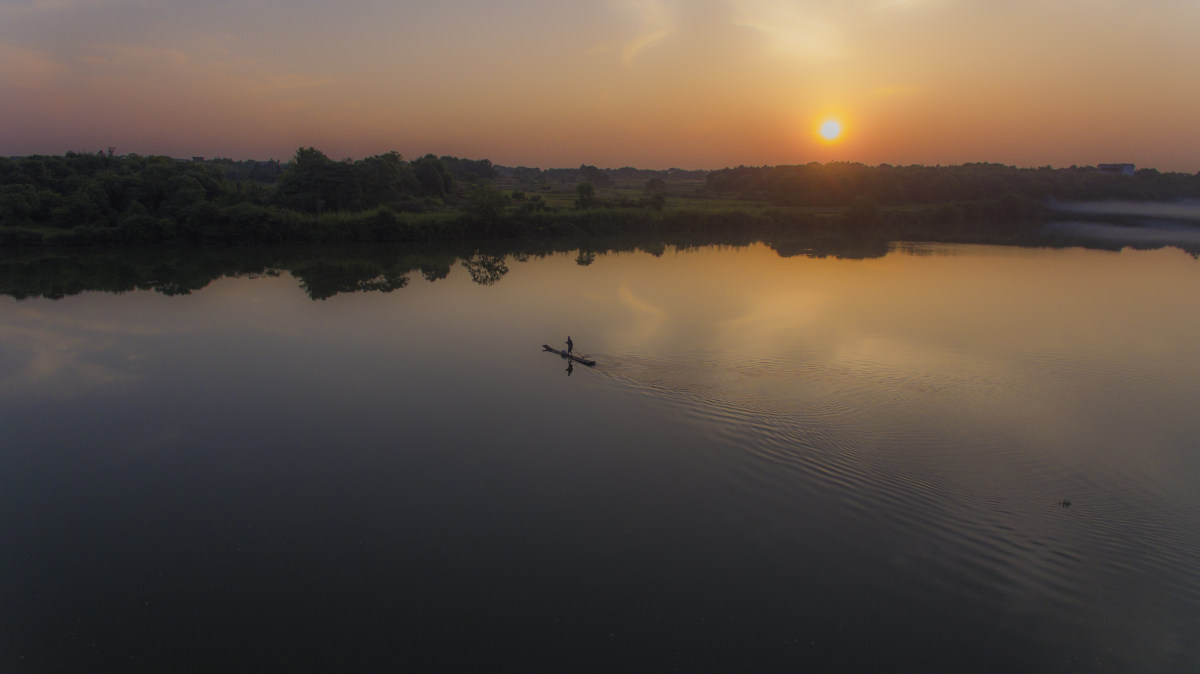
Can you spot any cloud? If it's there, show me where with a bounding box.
[870,0,953,9]
[608,0,859,65]
[0,44,68,86]
[53,41,332,102]
[725,0,845,61]
[0,36,334,155]
[0,0,159,17]
[610,0,676,65]
[622,26,673,65]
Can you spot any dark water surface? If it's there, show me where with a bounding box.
[3,243,1199,672]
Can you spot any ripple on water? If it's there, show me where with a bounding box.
[590,348,1200,652]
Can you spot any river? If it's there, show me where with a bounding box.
[2,241,1198,672]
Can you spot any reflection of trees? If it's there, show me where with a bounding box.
[420,263,451,282]
[460,253,509,286]
[0,249,240,299]
[769,235,890,261]
[4,227,1194,302]
[291,261,409,300]
[637,242,666,257]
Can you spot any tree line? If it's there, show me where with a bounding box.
[0,148,507,244]
[2,148,1199,248]
[704,162,1200,207]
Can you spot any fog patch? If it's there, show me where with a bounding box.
[1043,220,1200,247]
[1050,200,1200,221]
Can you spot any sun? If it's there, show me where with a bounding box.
[818,119,842,141]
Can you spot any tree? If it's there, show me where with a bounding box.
[575,182,597,209]
[355,152,419,209]
[0,184,39,225]
[275,147,339,213]
[462,184,510,226]
[161,175,207,221]
[440,156,497,183]
[413,154,455,199]
[578,164,612,188]
[845,194,878,223]
[644,178,666,211]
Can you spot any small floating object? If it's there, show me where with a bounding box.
[1058,498,1072,508]
[542,344,595,366]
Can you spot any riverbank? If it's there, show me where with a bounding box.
[0,196,1043,248]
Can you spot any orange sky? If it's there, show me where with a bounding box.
[2,0,1198,170]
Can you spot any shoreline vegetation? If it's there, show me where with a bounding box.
[1,148,1198,256]
[2,223,1197,302]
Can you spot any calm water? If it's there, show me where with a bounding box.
[2,242,1199,672]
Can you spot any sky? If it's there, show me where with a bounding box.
[2,0,1198,170]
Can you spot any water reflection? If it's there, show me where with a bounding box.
[291,260,409,299]
[2,241,1200,671]
[460,251,509,286]
[3,229,1198,303]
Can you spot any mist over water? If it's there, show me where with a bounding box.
[2,242,1199,672]
[1044,220,1200,247]
[1051,199,1200,220]
[1046,200,1200,249]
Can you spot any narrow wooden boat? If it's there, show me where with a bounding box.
[542,344,596,366]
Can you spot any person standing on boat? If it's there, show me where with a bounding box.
[566,336,574,358]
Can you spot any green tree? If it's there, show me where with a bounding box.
[0,184,40,225]
[53,178,110,227]
[355,152,419,209]
[578,164,612,188]
[575,182,597,209]
[413,154,455,199]
[275,147,340,213]
[161,175,207,221]
[845,194,879,223]
[462,184,510,226]
[644,178,666,210]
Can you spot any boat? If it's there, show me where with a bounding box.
[542,344,596,366]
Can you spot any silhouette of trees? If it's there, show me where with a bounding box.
[4,148,1199,249]
[644,178,666,210]
[462,184,511,227]
[705,162,1200,207]
[439,156,497,184]
[355,151,420,209]
[460,252,509,285]
[575,182,597,209]
[413,154,455,199]
[578,164,612,189]
[291,260,409,300]
[273,147,341,213]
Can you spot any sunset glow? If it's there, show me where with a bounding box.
[1,1,1198,170]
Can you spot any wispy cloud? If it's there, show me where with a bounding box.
[870,0,953,10]
[0,44,68,86]
[71,42,330,97]
[622,26,673,65]
[0,38,331,131]
[725,0,845,61]
[610,0,676,65]
[0,0,159,17]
